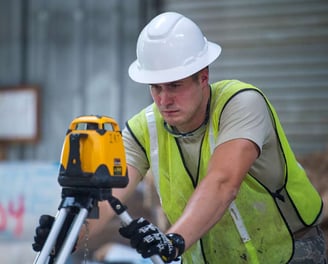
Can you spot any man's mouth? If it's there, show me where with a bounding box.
[162,109,179,116]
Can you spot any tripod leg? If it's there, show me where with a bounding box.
[33,208,69,264]
[55,207,89,264]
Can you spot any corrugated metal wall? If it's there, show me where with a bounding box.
[1,0,327,160]
[0,0,157,160]
[163,0,328,155]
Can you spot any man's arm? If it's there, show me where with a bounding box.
[167,138,259,250]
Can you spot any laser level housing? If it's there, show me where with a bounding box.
[58,115,128,189]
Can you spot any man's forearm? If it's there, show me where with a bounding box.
[167,174,238,250]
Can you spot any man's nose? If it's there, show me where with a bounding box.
[159,90,173,105]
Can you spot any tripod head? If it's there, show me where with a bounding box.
[58,115,129,201]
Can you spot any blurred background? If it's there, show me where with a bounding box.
[0,0,327,263]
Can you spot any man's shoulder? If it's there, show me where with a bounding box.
[211,79,258,91]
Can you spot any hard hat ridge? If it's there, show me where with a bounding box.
[129,12,222,84]
[146,12,183,40]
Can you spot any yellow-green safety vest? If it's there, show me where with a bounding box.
[126,80,323,263]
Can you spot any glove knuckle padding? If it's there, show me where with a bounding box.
[138,223,157,235]
[39,214,54,227]
[143,234,156,243]
[32,242,42,252]
[119,217,150,238]
[119,217,179,262]
[32,215,55,252]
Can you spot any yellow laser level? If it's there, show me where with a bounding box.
[58,115,128,189]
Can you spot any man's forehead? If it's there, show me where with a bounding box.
[149,76,191,86]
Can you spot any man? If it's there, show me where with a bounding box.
[34,12,326,263]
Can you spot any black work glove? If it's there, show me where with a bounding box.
[119,217,185,263]
[32,213,77,256]
[32,214,55,252]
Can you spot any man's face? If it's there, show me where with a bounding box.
[149,70,209,133]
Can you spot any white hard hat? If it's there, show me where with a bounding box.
[128,12,222,84]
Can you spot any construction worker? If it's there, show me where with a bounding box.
[33,12,327,263]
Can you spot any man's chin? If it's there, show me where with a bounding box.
[164,119,179,127]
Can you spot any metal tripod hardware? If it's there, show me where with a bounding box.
[33,191,164,264]
[33,192,96,264]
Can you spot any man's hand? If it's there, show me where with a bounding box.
[32,215,55,252]
[119,217,184,263]
[32,213,77,255]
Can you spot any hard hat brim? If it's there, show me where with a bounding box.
[128,41,222,84]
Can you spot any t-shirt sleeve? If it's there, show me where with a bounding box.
[216,90,272,152]
[122,126,150,178]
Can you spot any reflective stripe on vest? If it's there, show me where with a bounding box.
[145,105,160,197]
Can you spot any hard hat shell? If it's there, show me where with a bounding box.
[128,12,222,84]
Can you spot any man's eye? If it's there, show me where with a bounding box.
[150,85,160,91]
[170,83,180,89]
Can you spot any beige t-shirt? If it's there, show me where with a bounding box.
[122,90,308,232]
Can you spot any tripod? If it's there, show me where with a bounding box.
[33,116,164,264]
[33,187,164,264]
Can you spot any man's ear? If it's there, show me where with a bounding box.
[199,67,209,84]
